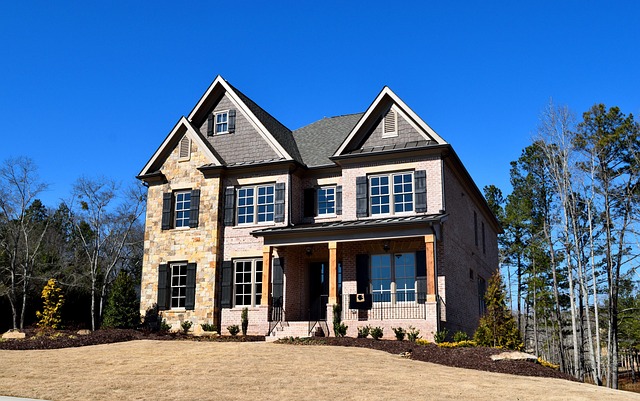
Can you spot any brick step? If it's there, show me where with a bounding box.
[268,321,326,340]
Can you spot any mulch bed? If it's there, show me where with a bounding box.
[0,329,573,381]
[275,337,576,381]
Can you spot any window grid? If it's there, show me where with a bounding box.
[170,263,187,308]
[237,185,275,225]
[370,172,414,216]
[317,186,336,216]
[234,259,263,307]
[257,185,275,223]
[174,191,191,228]
[215,111,228,134]
[237,187,255,224]
[371,253,416,303]
[394,253,416,302]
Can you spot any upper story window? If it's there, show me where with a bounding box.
[215,111,229,134]
[174,190,191,228]
[161,189,200,230]
[317,186,336,216]
[237,184,275,225]
[370,172,413,216]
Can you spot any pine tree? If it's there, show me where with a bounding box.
[102,271,140,329]
[474,272,523,350]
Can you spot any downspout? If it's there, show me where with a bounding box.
[431,222,441,332]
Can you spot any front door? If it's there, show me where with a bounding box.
[309,262,329,320]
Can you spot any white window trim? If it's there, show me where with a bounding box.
[174,190,191,229]
[236,184,276,226]
[170,262,187,310]
[317,186,337,217]
[214,110,230,135]
[233,259,263,308]
[370,253,417,305]
[369,171,414,217]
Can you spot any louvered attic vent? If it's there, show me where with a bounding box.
[383,109,397,137]
[179,136,191,159]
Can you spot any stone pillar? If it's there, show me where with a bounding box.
[261,245,272,307]
[425,234,437,303]
[328,241,338,304]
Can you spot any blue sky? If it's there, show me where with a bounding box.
[1,1,638,207]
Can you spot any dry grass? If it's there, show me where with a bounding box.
[0,340,638,401]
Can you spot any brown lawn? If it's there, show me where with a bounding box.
[0,340,638,401]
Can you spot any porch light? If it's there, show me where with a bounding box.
[305,246,313,256]
[383,240,390,252]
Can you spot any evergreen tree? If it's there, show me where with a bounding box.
[102,271,140,329]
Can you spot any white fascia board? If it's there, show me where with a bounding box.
[333,87,447,157]
[187,76,292,161]
[138,116,222,176]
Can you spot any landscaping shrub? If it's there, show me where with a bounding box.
[200,323,216,332]
[227,324,240,336]
[370,326,383,340]
[241,307,249,335]
[181,320,192,334]
[453,331,469,342]
[332,304,347,337]
[406,326,421,342]
[102,271,140,329]
[36,278,64,329]
[392,327,406,341]
[160,319,171,332]
[415,339,430,346]
[437,340,477,348]
[433,328,449,344]
[357,325,371,338]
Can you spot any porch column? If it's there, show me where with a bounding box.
[261,245,272,306]
[425,234,437,302]
[328,241,338,304]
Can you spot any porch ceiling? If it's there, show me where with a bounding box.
[251,214,447,246]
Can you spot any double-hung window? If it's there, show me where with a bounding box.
[215,111,229,134]
[370,172,413,215]
[370,253,416,302]
[170,263,187,308]
[234,259,263,307]
[174,190,191,228]
[237,184,275,225]
[317,186,336,216]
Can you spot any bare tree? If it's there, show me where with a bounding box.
[0,157,49,329]
[66,177,146,331]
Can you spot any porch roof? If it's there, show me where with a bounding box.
[251,214,447,246]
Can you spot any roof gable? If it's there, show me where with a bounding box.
[139,117,223,177]
[333,87,447,157]
[187,76,301,164]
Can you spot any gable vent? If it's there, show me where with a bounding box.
[179,136,191,159]
[383,109,397,137]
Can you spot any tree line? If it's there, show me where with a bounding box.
[485,102,640,388]
[0,157,145,332]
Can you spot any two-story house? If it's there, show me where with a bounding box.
[137,76,501,340]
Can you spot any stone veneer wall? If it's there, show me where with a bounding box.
[140,136,221,333]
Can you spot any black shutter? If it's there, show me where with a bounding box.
[207,114,214,136]
[355,254,369,294]
[416,250,427,304]
[228,109,236,133]
[414,170,427,213]
[157,264,170,310]
[274,183,285,223]
[272,257,284,304]
[189,189,200,228]
[224,187,235,226]
[356,176,368,217]
[185,263,197,310]
[220,261,233,308]
[335,185,342,215]
[161,193,173,230]
[303,188,316,218]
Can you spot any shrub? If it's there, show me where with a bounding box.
[201,323,216,332]
[332,304,347,337]
[453,331,469,343]
[433,329,449,344]
[160,319,171,332]
[357,325,371,338]
[392,327,406,341]
[406,326,421,342]
[473,272,523,350]
[143,304,161,331]
[537,357,560,370]
[181,320,192,334]
[415,339,430,346]
[334,323,348,337]
[102,271,140,329]
[241,307,249,336]
[227,324,240,336]
[36,278,64,329]
[437,340,477,348]
[370,326,383,340]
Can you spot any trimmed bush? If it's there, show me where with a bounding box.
[453,331,469,342]
[407,326,421,342]
[181,320,192,334]
[227,325,240,336]
[357,325,371,338]
[433,329,449,344]
[201,323,216,332]
[241,307,249,335]
[392,327,406,341]
[370,326,383,340]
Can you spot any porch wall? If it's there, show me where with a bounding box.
[220,306,269,336]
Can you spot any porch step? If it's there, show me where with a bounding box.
[267,321,319,341]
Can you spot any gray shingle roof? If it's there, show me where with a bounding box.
[228,83,303,164]
[293,113,364,167]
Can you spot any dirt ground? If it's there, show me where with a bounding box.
[1,340,638,401]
